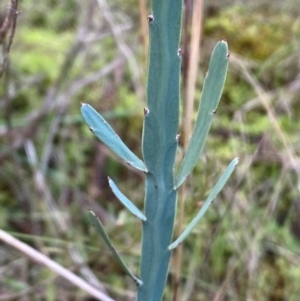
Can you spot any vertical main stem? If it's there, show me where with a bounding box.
[138,0,183,300]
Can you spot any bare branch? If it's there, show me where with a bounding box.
[0,0,19,78]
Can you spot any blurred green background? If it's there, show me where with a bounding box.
[1,0,300,300]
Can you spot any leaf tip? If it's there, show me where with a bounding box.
[88,209,96,217]
[81,102,90,109]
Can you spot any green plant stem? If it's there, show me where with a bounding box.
[138,0,183,300]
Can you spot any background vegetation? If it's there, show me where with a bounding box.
[1,0,300,300]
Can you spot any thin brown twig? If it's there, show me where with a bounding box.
[0,0,19,78]
[173,1,203,300]
[0,56,124,163]
[0,0,16,43]
[96,0,144,102]
[138,0,149,62]
[183,0,203,148]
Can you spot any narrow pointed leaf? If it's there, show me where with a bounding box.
[88,210,142,286]
[175,41,229,188]
[108,177,146,221]
[81,103,147,172]
[169,157,238,250]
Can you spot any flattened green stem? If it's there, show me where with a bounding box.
[138,0,182,300]
[108,177,146,221]
[175,41,229,188]
[169,157,239,250]
[81,103,147,172]
[88,210,142,286]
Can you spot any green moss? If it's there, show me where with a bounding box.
[12,28,73,80]
[205,5,300,60]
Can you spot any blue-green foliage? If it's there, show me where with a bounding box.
[81,0,237,300]
[81,103,147,172]
[175,40,230,188]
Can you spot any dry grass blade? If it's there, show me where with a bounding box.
[0,229,115,301]
[138,0,149,61]
[96,0,143,101]
[231,53,300,176]
[173,1,203,300]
